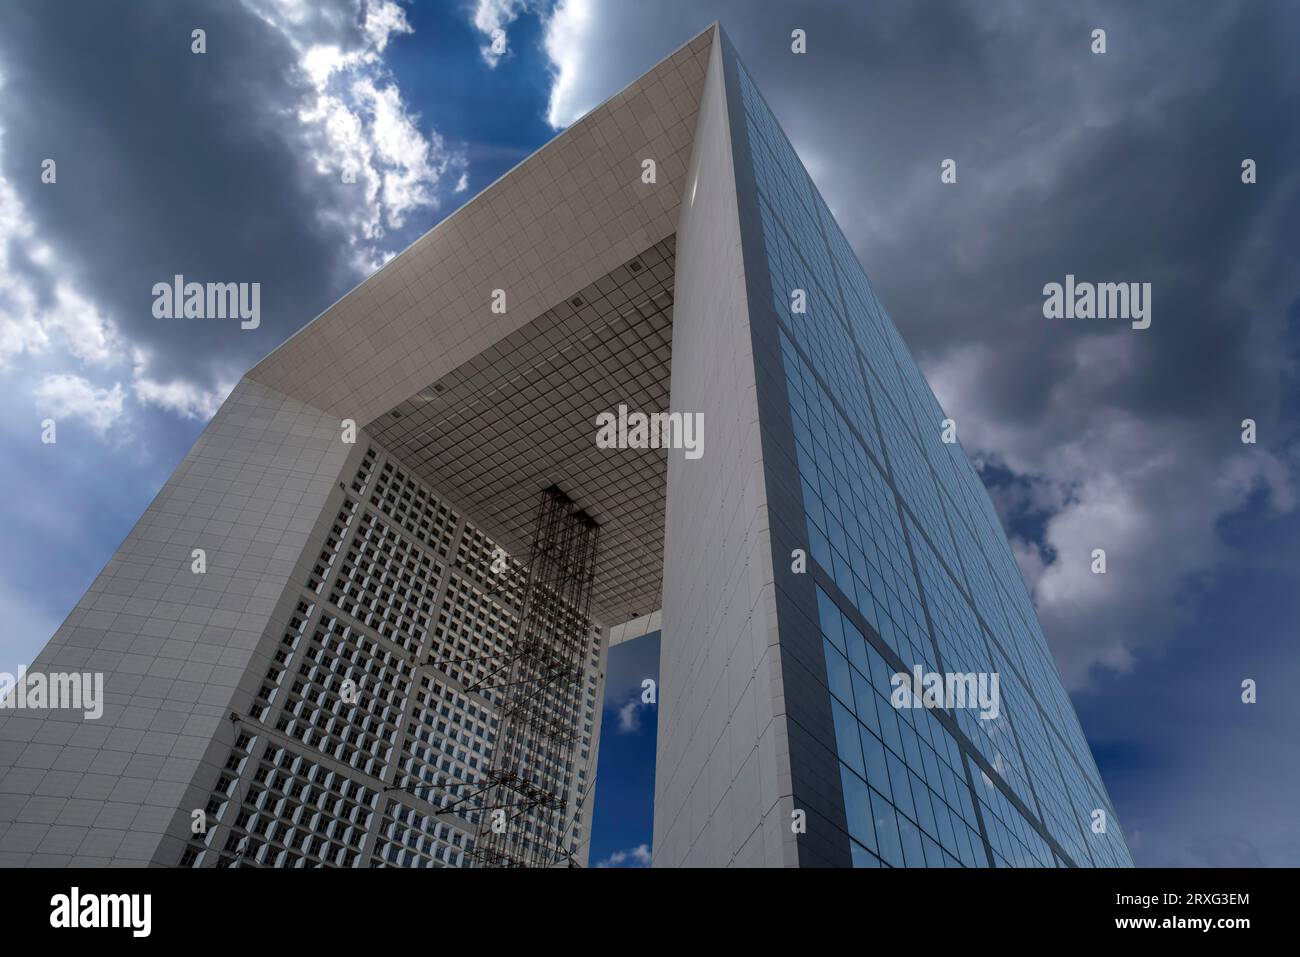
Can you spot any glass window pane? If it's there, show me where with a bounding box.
[840,764,876,853]
[823,639,853,708]
[870,789,904,867]
[832,700,864,777]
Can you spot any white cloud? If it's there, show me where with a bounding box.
[131,376,230,421]
[42,284,125,366]
[596,843,651,867]
[465,0,606,126]
[616,696,641,733]
[0,307,46,365]
[0,129,125,370]
[463,0,599,127]
[0,145,46,362]
[462,0,600,128]
[359,75,447,228]
[542,0,597,129]
[472,0,529,68]
[131,350,236,421]
[925,342,1297,687]
[0,125,132,439]
[34,374,126,434]
[361,0,409,51]
[244,0,464,273]
[1,0,456,444]
[0,125,232,437]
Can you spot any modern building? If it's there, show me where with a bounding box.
[0,24,1132,868]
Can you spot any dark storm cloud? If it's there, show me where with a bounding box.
[534,0,1300,863]
[678,0,1300,683]
[0,0,344,382]
[699,0,1299,439]
[551,5,1298,405]
[0,0,425,387]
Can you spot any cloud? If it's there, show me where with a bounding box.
[131,350,237,421]
[0,131,125,370]
[616,696,642,733]
[244,0,465,272]
[467,0,691,130]
[526,0,1300,689]
[0,169,51,363]
[464,0,603,129]
[539,0,714,131]
[472,0,530,68]
[41,285,125,367]
[0,122,240,437]
[595,843,651,867]
[0,0,470,442]
[542,0,597,128]
[33,374,126,434]
[926,342,1297,686]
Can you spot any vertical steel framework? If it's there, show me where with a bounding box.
[467,486,600,867]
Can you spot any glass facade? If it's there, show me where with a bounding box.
[730,53,1133,867]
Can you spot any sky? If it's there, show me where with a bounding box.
[589,631,659,868]
[0,0,1296,867]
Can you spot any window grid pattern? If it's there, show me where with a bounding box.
[905,513,1036,817]
[199,736,378,869]
[371,799,471,868]
[395,676,495,820]
[328,510,442,654]
[180,445,602,867]
[305,502,361,595]
[783,330,936,676]
[249,598,314,723]
[455,523,526,607]
[733,56,1133,867]
[430,575,518,704]
[760,198,879,464]
[273,610,413,778]
[370,458,459,559]
[819,586,988,868]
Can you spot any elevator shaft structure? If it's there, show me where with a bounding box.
[468,486,599,867]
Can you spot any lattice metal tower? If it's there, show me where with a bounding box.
[466,487,600,867]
